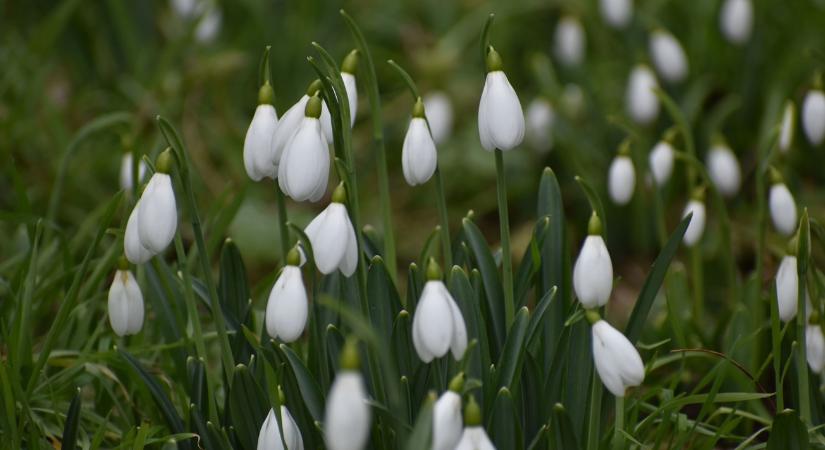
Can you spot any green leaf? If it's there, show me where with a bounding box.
[391,311,417,378]
[278,344,325,423]
[525,286,558,348]
[767,409,808,450]
[227,364,269,450]
[461,217,505,356]
[514,218,549,307]
[495,307,530,391]
[219,239,251,330]
[448,267,490,386]
[61,387,81,450]
[404,395,435,450]
[186,357,208,417]
[367,256,402,341]
[549,404,581,450]
[489,387,522,450]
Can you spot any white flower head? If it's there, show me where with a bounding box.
[412,260,468,362]
[138,153,178,255]
[720,0,753,45]
[682,197,706,247]
[592,319,645,397]
[433,387,463,450]
[803,89,825,146]
[266,252,308,343]
[120,152,147,191]
[779,100,795,153]
[325,341,371,450]
[768,174,797,236]
[257,406,304,450]
[124,198,154,264]
[304,185,358,276]
[271,81,334,171]
[649,29,688,83]
[554,16,585,67]
[278,95,330,202]
[402,99,438,186]
[608,147,635,205]
[600,0,633,29]
[243,83,279,181]
[776,254,799,322]
[108,267,144,336]
[573,214,613,308]
[341,49,360,127]
[478,47,524,152]
[525,98,554,153]
[626,64,659,125]
[455,396,495,450]
[706,142,741,198]
[423,91,454,144]
[807,324,825,374]
[649,139,675,186]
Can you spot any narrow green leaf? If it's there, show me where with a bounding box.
[550,404,582,450]
[367,256,403,341]
[525,286,558,347]
[489,387,522,450]
[404,394,435,450]
[767,409,808,450]
[495,307,530,390]
[228,364,269,450]
[278,344,325,422]
[61,387,82,450]
[461,217,505,355]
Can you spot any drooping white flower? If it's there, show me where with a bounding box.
[776,255,798,322]
[478,47,524,152]
[591,319,645,397]
[108,268,144,336]
[325,342,371,450]
[341,50,359,127]
[423,91,454,144]
[626,64,659,125]
[649,140,675,186]
[402,99,438,186]
[271,82,334,171]
[554,16,585,67]
[802,89,825,146]
[649,29,688,83]
[433,390,463,450]
[608,152,635,206]
[304,185,358,276]
[573,214,613,308]
[682,198,706,247]
[807,324,825,373]
[599,0,632,29]
[257,406,304,450]
[719,0,753,45]
[278,95,330,202]
[194,4,221,44]
[124,198,154,264]
[266,257,308,343]
[412,262,468,362]
[138,154,178,254]
[243,83,279,181]
[769,180,797,236]
[779,100,795,153]
[455,397,495,450]
[706,142,741,198]
[119,152,147,191]
[525,98,554,152]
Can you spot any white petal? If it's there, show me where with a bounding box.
[776,255,799,322]
[455,427,497,450]
[342,72,358,127]
[401,117,438,186]
[108,271,130,336]
[599,0,632,28]
[649,30,688,83]
[120,152,147,191]
[592,320,644,397]
[803,90,825,146]
[272,96,310,170]
[257,409,282,450]
[243,104,279,181]
[423,92,454,144]
[807,325,825,373]
[305,204,349,275]
[554,16,585,67]
[279,118,329,202]
[626,65,659,125]
[266,266,308,342]
[281,406,304,450]
[720,0,753,45]
[138,174,178,254]
[649,141,674,186]
[525,98,554,153]
[444,287,468,360]
[607,155,635,205]
[325,372,371,450]
[412,281,455,361]
[573,236,613,308]
[769,183,797,236]
[478,72,525,151]
[682,200,706,247]
[124,271,144,335]
[779,101,795,152]
[124,200,154,264]
[339,213,359,277]
[707,145,740,197]
[432,392,463,450]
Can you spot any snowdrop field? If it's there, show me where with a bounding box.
[4,0,825,448]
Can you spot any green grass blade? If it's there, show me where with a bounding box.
[61,387,81,450]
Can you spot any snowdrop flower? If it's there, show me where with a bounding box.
[779,100,795,153]
[171,0,197,18]
[325,340,371,450]
[278,95,330,202]
[719,0,753,45]
[768,169,797,236]
[402,98,438,186]
[341,50,359,127]
[243,81,279,181]
[649,29,688,83]
[304,184,358,276]
[108,261,144,336]
[607,142,635,205]
[455,396,495,450]
[433,374,465,450]
[776,253,798,322]
[573,213,613,308]
[706,140,741,197]
[265,248,308,342]
[257,404,304,450]
[649,136,675,186]
[554,16,585,67]
[138,150,178,254]
[412,259,468,362]
[600,0,632,29]
[423,91,453,144]
[802,87,825,146]
[590,316,645,397]
[478,46,525,152]
[682,192,706,247]
[124,198,153,264]
[195,4,221,44]
[626,64,659,125]
[807,322,825,373]
[525,98,554,152]
[119,152,147,191]
[271,81,333,170]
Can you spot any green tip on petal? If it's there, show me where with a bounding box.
[464,395,482,426]
[768,166,784,185]
[426,257,443,281]
[585,309,601,325]
[617,139,632,157]
[155,148,174,174]
[305,95,322,119]
[340,337,360,370]
[341,49,360,74]
[118,256,129,271]
[277,385,286,404]
[448,372,465,393]
[690,186,706,201]
[810,310,820,325]
[287,247,301,266]
[412,97,426,118]
[258,82,275,106]
[332,183,347,204]
[485,46,503,72]
[663,127,679,144]
[307,79,323,96]
[587,211,603,236]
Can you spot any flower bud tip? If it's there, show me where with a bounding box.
[332,183,347,203]
[426,258,443,281]
[464,396,482,426]
[342,49,359,74]
[287,247,301,266]
[155,148,174,174]
[588,212,603,236]
[412,97,426,118]
[305,95,323,119]
[485,46,503,72]
[340,337,360,370]
[448,372,465,393]
[258,82,275,106]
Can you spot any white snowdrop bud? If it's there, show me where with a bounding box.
[278,95,330,202]
[719,0,753,45]
[120,152,147,191]
[402,99,438,186]
[108,265,144,336]
[807,323,825,374]
[325,341,371,450]
[608,144,635,205]
[138,152,178,255]
[599,0,633,29]
[433,376,464,450]
[412,260,468,362]
[243,83,279,181]
[554,16,586,67]
[124,198,154,264]
[802,89,825,146]
[649,29,688,84]
[257,406,304,450]
[626,64,659,125]
[779,100,795,153]
[768,170,797,236]
[455,397,495,450]
[573,214,613,308]
[194,4,221,44]
[265,250,308,343]
[682,196,706,247]
[591,319,645,397]
[304,185,358,276]
[649,139,675,186]
[341,50,360,127]
[478,47,525,152]
[525,98,555,152]
[271,81,334,173]
[775,254,798,322]
[423,91,454,144]
[706,142,741,198]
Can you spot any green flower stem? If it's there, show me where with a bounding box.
[613,395,625,450]
[434,167,453,271]
[652,187,667,248]
[494,149,514,327]
[275,187,290,261]
[770,288,784,410]
[796,210,811,424]
[586,364,603,450]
